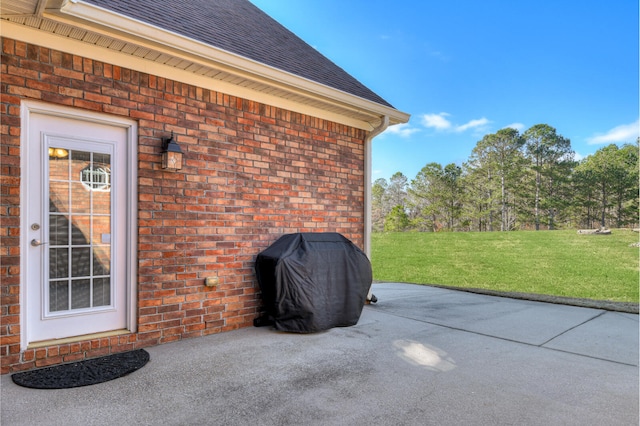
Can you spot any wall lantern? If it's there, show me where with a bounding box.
[161,132,183,171]
[48,147,69,159]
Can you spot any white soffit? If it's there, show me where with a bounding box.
[1,1,409,130]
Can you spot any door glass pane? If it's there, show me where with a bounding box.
[93,190,111,214]
[49,182,69,213]
[49,215,69,245]
[47,147,112,313]
[93,278,111,307]
[79,152,111,192]
[93,216,110,244]
[93,152,110,166]
[71,182,91,214]
[71,215,90,244]
[71,247,91,277]
[49,281,69,312]
[93,245,111,276]
[49,248,69,279]
[71,279,91,309]
[70,150,91,171]
[48,148,69,180]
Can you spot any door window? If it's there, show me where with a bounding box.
[48,148,113,315]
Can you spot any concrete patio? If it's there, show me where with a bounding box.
[2,283,638,425]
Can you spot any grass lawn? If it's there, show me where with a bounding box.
[371,229,639,303]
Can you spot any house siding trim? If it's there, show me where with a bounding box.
[2,19,409,131]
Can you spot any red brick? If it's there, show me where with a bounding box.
[1,36,366,373]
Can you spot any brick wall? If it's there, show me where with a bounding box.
[0,37,367,373]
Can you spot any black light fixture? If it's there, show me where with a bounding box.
[161,132,183,171]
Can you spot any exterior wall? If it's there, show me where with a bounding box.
[0,37,367,373]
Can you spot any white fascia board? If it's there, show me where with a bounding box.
[2,20,384,130]
[56,0,410,128]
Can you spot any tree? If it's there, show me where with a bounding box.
[372,172,412,232]
[578,143,639,227]
[467,128,526,231]
[408,163,463,231]
[371,178,389,232]
[384,205,410,232]
[523,124,574,230]
[387,172,408,208]
[408,163,445,232]
[441,163,464,231]
[375,124,635,233]
[614,143,639,227]
[461,161,495,231]
[571,164,599,228]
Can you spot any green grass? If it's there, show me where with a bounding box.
[371,230,639,303]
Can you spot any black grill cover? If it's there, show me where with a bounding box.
[255,233,372,333]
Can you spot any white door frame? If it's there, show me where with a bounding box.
[20,100,138,350]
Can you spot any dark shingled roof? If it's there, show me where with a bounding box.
[83,0,394,108]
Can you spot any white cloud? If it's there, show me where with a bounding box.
[455,117,490,132]
[587,120,639,145]
[383,123,420,137]
[574,151,586,161]
[421,113,452,130]
[420,113,490,134]
[503,122,525,132]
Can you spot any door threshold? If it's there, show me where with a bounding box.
[27,329,131,349]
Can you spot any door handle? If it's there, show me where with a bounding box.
[30,239,48,247]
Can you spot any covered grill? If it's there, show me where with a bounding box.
[255,233,372,333]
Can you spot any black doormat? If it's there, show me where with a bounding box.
[11,349,150,389]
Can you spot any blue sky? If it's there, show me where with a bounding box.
[250,0,639,182]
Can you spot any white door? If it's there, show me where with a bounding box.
[23,105,135,344]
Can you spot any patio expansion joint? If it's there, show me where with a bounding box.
[538,310,608,347]
[372,308,638,367]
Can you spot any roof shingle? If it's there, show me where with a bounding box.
[83,0,394,108]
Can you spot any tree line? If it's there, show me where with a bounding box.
[373,124,639,232]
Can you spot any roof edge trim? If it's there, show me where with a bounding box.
[56,0,409,125]
[2,19,400,130]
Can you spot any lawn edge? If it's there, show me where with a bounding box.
[372,281,639,314]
